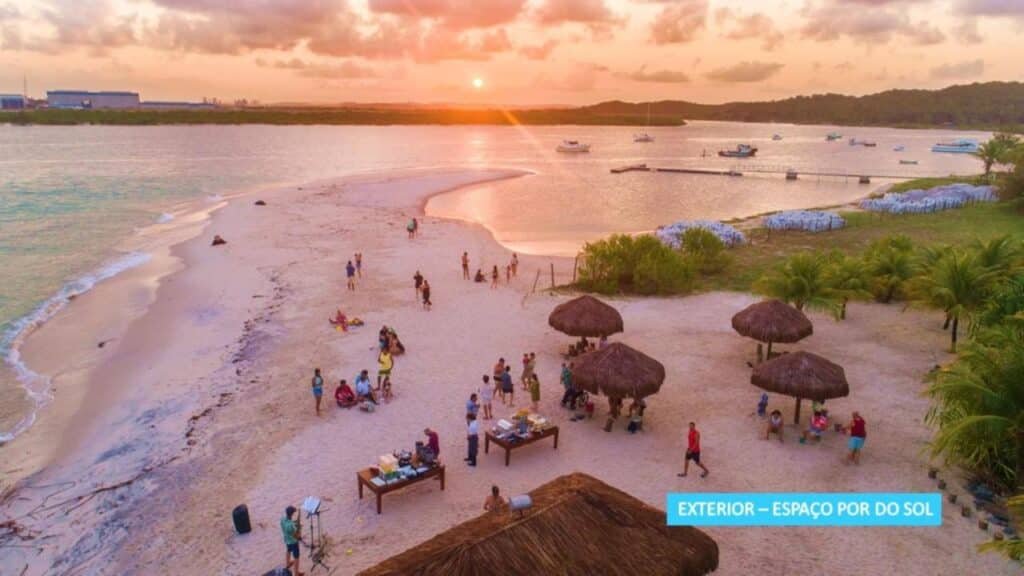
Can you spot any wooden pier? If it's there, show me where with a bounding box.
[610,163,940,184]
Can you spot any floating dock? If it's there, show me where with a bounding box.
[610,164,940,184]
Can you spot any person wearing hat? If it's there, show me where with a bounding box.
[281,505,303,576]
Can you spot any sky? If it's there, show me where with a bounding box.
[0,0,1022,106]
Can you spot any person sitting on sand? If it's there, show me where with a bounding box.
[800,411,828,444]
[627,397,646,434]
[598,335,608,350]
[474,269,485,283]
[765,409,784,442]
[329,309,348,331]
[355,370,376,404]
[335,379,356,408]
[484,485,506,513]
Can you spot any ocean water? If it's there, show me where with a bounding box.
[0,122,987,440]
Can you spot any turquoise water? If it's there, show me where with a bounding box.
[0,122,987,440]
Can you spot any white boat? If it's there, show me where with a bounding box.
[932,138,979,154]
[556,140,591,153]
[772,134,783,141]
[718,144,758,158]
[893,145,905,152]
[633,133,654,143]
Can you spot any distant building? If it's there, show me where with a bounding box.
[140,101,217,110]
[0,94,25,110]
[47,90,140,109]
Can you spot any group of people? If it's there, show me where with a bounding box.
[413,270,432,310]
[759,394,868,464]
[345,253,363,291]
[566,335,606,357]
[463,251,519,288]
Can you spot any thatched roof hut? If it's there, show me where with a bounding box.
[572,342,666,399]
[548,295,624,338]
[751,351,849,423]
[731,299,812,359]
[359,472,719,576]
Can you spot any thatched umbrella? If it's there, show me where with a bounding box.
[751,351,849,424]
[731,299,813,361]
[359,472,719,576]
[548,295,624,338]
[572,342,665,400]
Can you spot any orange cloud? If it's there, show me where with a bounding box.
[650,0,707,45]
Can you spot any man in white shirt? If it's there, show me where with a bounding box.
[465,413,480,466]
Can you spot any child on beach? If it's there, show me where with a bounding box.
[679,422,709,478]
[800,411,829,444]
[381,375,393,402]
[479,375,493,420]
[346,261,356,291]
[311,368,324,416]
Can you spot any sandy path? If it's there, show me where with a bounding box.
[2,169,1017,576]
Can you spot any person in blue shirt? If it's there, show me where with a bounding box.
[355,370,375,403]
[311,368,324,416]
[466,393,479,419]
[346,261,356,291]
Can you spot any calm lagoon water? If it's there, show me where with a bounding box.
[0,121,987,439]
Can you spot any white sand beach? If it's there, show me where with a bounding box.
[1,168,1018,575]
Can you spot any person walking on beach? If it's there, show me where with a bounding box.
[490,265,499,289]
[421,279,432,310]
[465,413,480,466]
[413,270,424,298]
[311,368,325,416]
[281,506,304,576]
[346,260,356,291]
[462,252,470,280]
[844,411,867,465]
[529,374,541,411]
[355,252,363,278]
[377,349,393,389]
[679,422,709,478]
[501,365,514,407]
[480,375,493,420]
[505,264,511,284]
[511,253,518,277]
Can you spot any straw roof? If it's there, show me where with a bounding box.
[359,472,718,576]
[751,351,849,402]
[731,299,813,343]
[571,342,666,399]
[548,295,624,338]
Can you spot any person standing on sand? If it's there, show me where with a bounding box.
[407,218,416,239]
[529,374,541,411]
[421,279,432,310]
[414,270,424,298]
[501,365,514,407]
[281,506,304,576]
[679,422,709,478]
[465,413,480,466]
[311,368,324,416]
[480,375,494,420]
[462,252,470,280]
[466,393,479,419]
[506,264,511,283]
[355,252,363,278]
[491,265,499,289]
[493,358,505,389]
[346,260,356,291]
[844,411,867,465]
[519,353,530,390]
[511,253,518,277]
[377,349,393,389]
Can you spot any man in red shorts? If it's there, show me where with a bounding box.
[679,421,710,478]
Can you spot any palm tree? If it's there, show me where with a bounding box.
[912,244,954,328]
[971,235,1022,279]
[754,252,838,315]
[914,250,997,351]
[823,253,871,320]
[972,133,1020,176]
[926,325,1024,491]
[864,237,915,303]
[981,493,1024,561]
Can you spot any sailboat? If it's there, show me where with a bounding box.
[634,103,655,143]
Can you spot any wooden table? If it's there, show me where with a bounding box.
[356,465,445,514]
[484,426,559,466]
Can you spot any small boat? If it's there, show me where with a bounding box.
[718,144,758,158]
[556,140,591,153]
[931,138,979,153]
[826,132,842,141]
[899,159,918,165]
[772,134,783,141]
[893,145,905,152]
[633,133,654,143]
[848,138,877,147]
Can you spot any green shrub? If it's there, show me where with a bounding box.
[680,228,731,275]
[577,234,695,295]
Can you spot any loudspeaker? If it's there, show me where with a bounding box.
[232,504,252,534]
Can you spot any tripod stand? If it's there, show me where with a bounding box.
[304,507,329,573]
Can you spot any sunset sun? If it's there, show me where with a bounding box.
[472,77,484,90]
